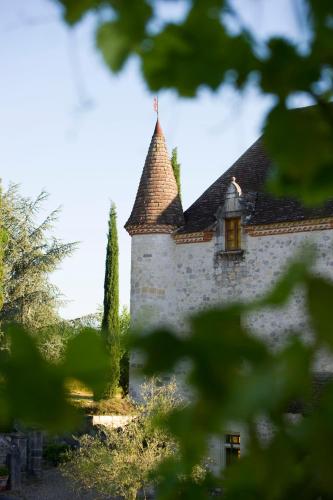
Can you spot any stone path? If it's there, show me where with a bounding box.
[0,468,103,500]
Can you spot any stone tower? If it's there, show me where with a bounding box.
[125,119,184,397]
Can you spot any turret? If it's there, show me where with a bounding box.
[125,119,184,398]
[125,119,184,235]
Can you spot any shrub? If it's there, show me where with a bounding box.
[62,380,205,499]
[0,466,8,477]
[44,443,71,466]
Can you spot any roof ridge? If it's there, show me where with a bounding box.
[184,137,264,216]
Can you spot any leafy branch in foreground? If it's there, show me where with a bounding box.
[131,250,333,499]
[56,0,333,203]
[0,324,109,433]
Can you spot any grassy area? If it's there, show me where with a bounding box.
[66,379,94,398]
[67,379,134,416]
[71,396,135,416]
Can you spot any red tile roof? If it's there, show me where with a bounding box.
[125,120,184,236]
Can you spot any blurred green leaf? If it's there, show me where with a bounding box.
[62,327,110,397]
[3,324,79,432]
[55,0,333,205]
[56,0,104,25]
[19,1,333,497]
[188,307,268,401]
[141,13,256,96]
[96,1,152,72]
[260,38,320,99]
[265,104,333,203]
[131,327,186,375]
[0,324,110,432]
[97,21,133,72]
[226,338,312,421]
[307,276,333,349]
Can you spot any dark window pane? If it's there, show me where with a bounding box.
[226,447,240,466]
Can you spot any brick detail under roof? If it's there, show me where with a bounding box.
[125,120,184,236]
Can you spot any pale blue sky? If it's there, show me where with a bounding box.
[0,0,306,319]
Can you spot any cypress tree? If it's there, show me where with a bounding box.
[0,184,5,311]
[171,147,181,200]
[101,202,120,398]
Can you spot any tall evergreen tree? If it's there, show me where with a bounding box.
[101,202,120,398]
[171,148,181,200]
[1,185,76,328]
[0,184,7,312]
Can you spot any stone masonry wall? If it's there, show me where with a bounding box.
[130,225,333,394]
[129,233,178,399]
[175,227,333,355]
[129,225,333,469]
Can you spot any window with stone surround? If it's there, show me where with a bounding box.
[225,433,241,466]
[225,217,241,251]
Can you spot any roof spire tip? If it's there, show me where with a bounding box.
[154,118,163,136]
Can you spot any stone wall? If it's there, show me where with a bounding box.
[129,224,333,472]
[0,431,43,490]
[129,233,177,399]
[129,225,333,395]
[176,227,333,352]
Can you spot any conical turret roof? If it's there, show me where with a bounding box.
[125,119,184,236]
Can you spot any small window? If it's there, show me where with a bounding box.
[225,433,241,466]
[225,218,241,251]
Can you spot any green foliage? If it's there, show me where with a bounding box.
[0,183,9,317]
[101,203,121,398]
[95,1,152,72]
[1,185,77,329]
[63,380,204,500]
[43,442,71,466]
[56,0,333,204]
[0,187,3,311]
[119,306,131,394]
[264,104,333,204]
[0,324,109,433]
[171,148,181,200]
[0,465,8,476]
[23,1,333,496]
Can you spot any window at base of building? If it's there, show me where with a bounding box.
[225,218,241,251]
[225,433,240,466]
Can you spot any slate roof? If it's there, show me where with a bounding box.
[179,138,333,234]
[125,119,184,235]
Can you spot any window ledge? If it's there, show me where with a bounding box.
[219,249,244,257]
